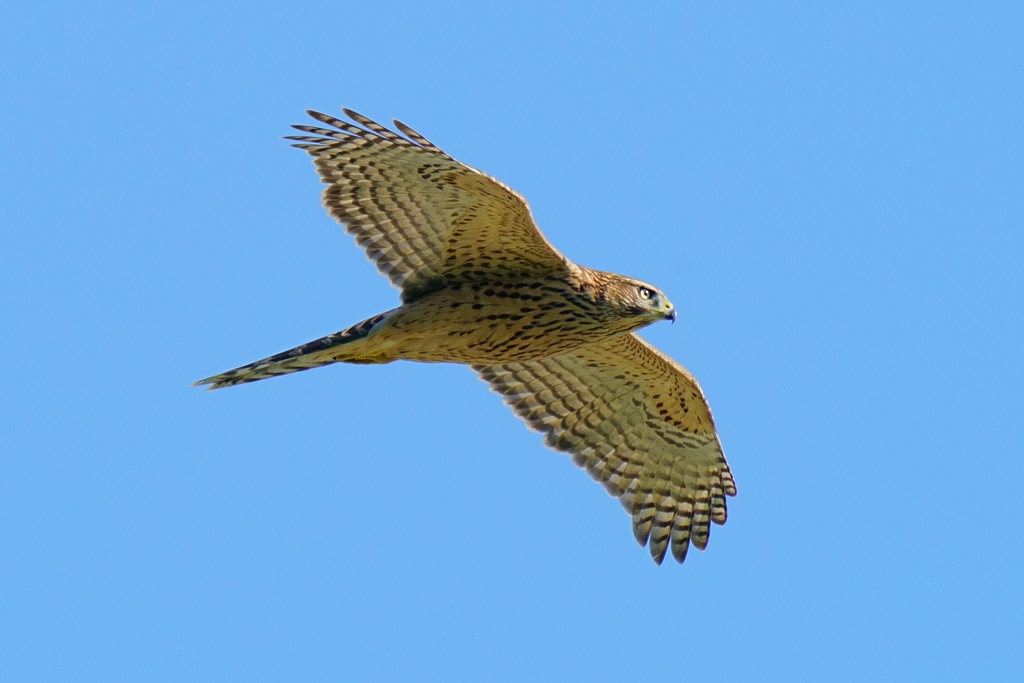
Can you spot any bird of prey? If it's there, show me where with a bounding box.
[196,108,736,564]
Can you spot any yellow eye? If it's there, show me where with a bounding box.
[638,287,653,300]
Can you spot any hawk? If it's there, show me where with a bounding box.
[196,109,736,564]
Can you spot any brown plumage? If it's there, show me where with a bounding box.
[195,109,735,565]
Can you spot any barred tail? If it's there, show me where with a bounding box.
[193,310,394,390]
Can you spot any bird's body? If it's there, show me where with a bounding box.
[210,266,669,378]
[197,109,736,565]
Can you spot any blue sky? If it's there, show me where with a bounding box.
[2,1,1022,681]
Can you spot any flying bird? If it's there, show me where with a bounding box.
[196,109,736,564]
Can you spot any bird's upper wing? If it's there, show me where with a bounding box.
[286,109,572,302]
[473,333,736,564]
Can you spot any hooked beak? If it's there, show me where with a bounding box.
[665,307,677,324]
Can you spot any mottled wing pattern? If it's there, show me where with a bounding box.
[474,333,736,564]
[286,109,571,302]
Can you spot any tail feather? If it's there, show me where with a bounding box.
[194,310,393,390]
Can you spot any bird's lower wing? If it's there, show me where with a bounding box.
[473,333,736,564]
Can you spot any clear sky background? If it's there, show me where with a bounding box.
[2,1,1022,681]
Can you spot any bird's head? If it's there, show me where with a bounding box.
[608,277,677,325]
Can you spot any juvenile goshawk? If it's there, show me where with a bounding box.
[196,109,736,564]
